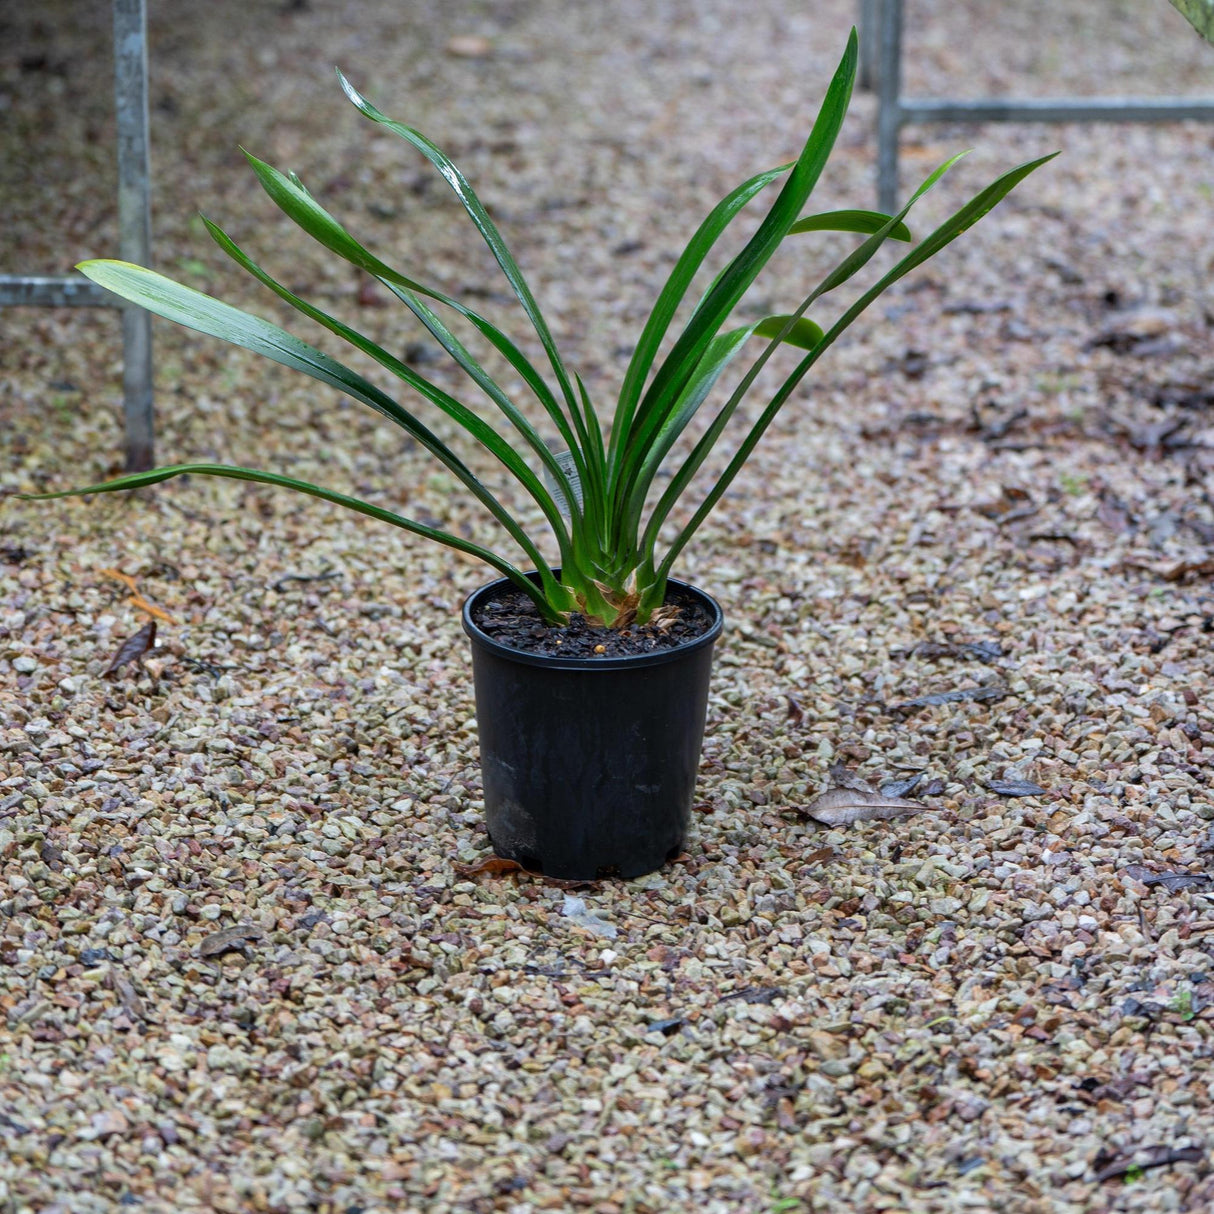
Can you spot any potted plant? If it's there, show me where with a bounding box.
[27,31,1053,878]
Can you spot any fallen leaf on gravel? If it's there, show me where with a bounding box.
[1097,492,1134,533]
[1087,306,1178,354]
[801,846,837,866]
[889,684,1008,711]
[1123,553,1214,581]
[454,856,597,889]
[799,778,925,827]
[272,567,340,593]
[988,779,1049,797]
[881,773,924,798]
[198,924,266,958]
[99,567,177,623]
[826,763,877,793]
[909,639,1004,663]
[106,971,148,1021]
[718,986,784,1005]
[976,486,1037,523]
[1106,413,1187,450]
[646,1016,687,1036]
[454,856,530,878]
[104,620,156,679]
[1123,865,1212,891]
[1092,1144,1203,1183]
[1158,556,1214,581]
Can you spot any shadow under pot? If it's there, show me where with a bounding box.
[461,575,724,881]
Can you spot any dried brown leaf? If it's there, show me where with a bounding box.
[454,856,530,878]
[1160,556,1214,581]
[799,777,925,827]
[1097,493,1134,534]
[988,779,1049,797]
[454,855,602,889]
[104,620,156,679]
[198,924,266,958]
[801,846,838,866]
[826,763,877,794]
[889,684,1008,711]
[1092,1145,1202,1183]
[881,773,924,798]
[106,970,148,1021]
[976,485,1036,523]
[1123,865,1211,891]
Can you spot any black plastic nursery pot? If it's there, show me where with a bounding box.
[461,576,724,880]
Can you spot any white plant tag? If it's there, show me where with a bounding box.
[544,450,583,516]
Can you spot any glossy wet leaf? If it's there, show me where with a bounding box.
[38,33,1053,630]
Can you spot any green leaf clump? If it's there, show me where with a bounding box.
[30,30,1055,628]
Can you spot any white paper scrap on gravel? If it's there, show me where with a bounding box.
[562,894,618,939]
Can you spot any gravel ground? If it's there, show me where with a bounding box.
[3,1,1214,1211]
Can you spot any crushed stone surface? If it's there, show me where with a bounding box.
[2,1,1214,1210]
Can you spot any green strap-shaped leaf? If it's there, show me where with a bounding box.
[616,314,824,562]
[202,217,579,564]
[334,72,588,440]
[74,259,562,599]
[21,463,564,621]
[788,209,911,241]
[239,151,582,462]
[608,161,792,470]
[636,152,973,592]
[750,316,827,347]
[613,29,858,541]
[653,150,1058,588]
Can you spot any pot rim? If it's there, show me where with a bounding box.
[461,574,724,671]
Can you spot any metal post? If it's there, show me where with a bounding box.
[114,0,154,472]
[858,0,878,92]
[872,0,1214,211]
[876,0,903,215]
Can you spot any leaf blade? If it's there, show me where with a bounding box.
[23,463,563,619]
[334,71,584,424]
[74,259,563,598]
[788,209,912,241]
[799,783,925,827]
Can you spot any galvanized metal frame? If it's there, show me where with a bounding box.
[864,0,1214,213]
[0,0,154,471]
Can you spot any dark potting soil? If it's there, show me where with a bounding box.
[472,584,714,658]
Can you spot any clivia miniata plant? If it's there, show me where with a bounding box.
[33,31,1053,630]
